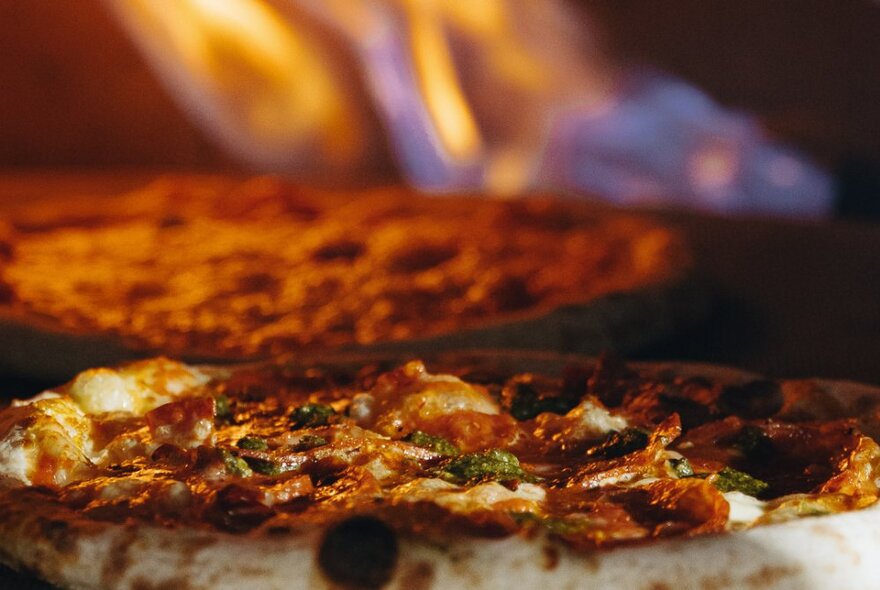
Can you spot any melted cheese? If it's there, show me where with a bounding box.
[68,358,209,415]
[564,396,629,440]
[724,491,767,527]
[0,359,212,486]
[69,369,141,414]
[393,478,545,514]
[98,427,153,465]
[361,361,500,434]
[0,398,94,486]
[0,424,31,482]
[10,390,61,407]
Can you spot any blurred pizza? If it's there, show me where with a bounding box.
[0,176,699,378]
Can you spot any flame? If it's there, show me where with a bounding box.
[107,0,832,216]
[106,0,606,191]
[105,0,361,170]
[438,2,557,93]
[406,2,481,162]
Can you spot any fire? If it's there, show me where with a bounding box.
[105,0,362,171]
[406,2,481,162]
[106,0,832,217]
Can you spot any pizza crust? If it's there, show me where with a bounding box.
[0,353,877,590]
[2,499,878,590]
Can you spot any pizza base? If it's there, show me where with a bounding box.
[2,500,877,590]
[0,353,877,590]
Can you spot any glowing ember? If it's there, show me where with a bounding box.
[105,0,833,217]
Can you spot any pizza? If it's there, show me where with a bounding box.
[0,176,699,379]
[0,352,878,589]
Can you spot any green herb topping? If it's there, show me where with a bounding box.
[290,403,336,429]
[438,449,536,484]
[669,457,695,478]
[404,431,460,457]
[214,395,232,420]
[511,512,588,535]
[711,467,769,497]
[244,457,282,476]
[236,436,269,451]
[506,382,576,421]
[220,449,253,477]
[290,434,329,452]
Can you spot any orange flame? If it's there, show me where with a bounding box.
[406,2,481,162]
[106,0,612,189]
[305,0,612,192]
[103,0,832,215]
[105,0,364,171]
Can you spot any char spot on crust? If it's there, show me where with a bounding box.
[698,572,732,590]
[158,214,186,228]
[397,561,435,590]
[236,272,281,295]
[313,240,365,262]
[389,244,457,273]
[318,517,399,589]
[101,528,138,588]
[542,545,560,570]
[744,565,802,588]
[132,576,193,590]
[38,519,77,555]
